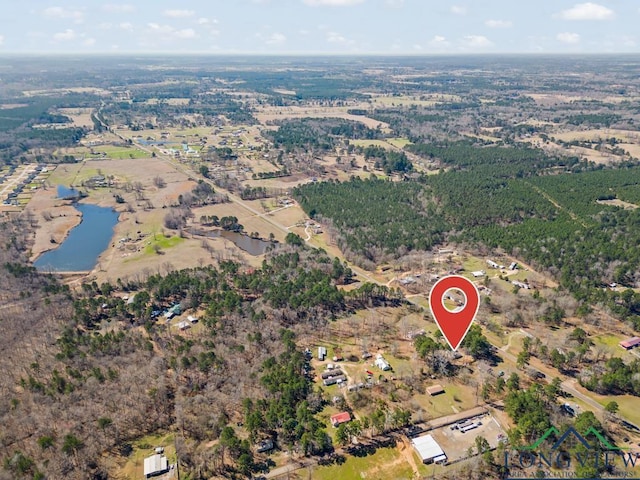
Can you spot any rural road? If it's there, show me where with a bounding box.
[101,117,387,287]
[116,122,640,448]
[158,136,640,429]
[560,379,608,413]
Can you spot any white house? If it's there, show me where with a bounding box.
[374,353,391,371]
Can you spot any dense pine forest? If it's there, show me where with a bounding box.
[294,142,640,329]
[0,220,406,479]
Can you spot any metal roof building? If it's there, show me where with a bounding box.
[426,384,445,396]
[620,337,640,349]
[143,454,169,478]
[330,411,351,427]
[412,434,447,464]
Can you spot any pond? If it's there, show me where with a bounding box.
[190,228,274,256]
[57,185,81,200]
[34,202,119,272]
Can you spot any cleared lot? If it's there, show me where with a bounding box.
[430,412,506,463]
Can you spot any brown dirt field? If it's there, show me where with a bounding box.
[553,128,640,143]
[241,174,313,190]
[620,143,640,159]
[26,187,82,260]
[566,146,623,164]
[57,108,95,128]
[267,205,308,229]
[596,198,638,209]
[78,131,125,147]
[243,156,281,174]
[192,202,289,242]
[524,93,638,105]
[22,87,110,97]
[254,105,391,132]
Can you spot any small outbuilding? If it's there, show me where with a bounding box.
[426,384,445,396]
[256,439,274,453]
[318,346,327,361]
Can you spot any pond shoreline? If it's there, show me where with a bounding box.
[31,186,120,272]
[27,187,84,262]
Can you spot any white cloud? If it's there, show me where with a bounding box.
[485,19,512,28]
[174,28,196,39]
[98,22,113,30]
[163,9,195,18]
[83,38,96,46]
[429,35,449,46]
[265,32,286,45]
[0,35,4,47]
[43,7,84,24]
[146,23,198,40]
[412,44,422,50]
[326,31,347,43]
[304,0,365,6]
[197,17,217,25]
[102,4,135,13]
[451,5,467,15]
[147,23,173,34]
[119,22,134,31]
[557,32,581,44]
[462,35,493,48]
[555,3,614,21]
[53,29,77,41]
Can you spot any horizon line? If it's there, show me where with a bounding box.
[2,51,640,57]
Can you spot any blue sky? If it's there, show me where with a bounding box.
[0,1,638,54]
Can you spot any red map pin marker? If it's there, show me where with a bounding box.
[429,275,480,351]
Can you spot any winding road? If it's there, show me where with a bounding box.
[102,120,640,475]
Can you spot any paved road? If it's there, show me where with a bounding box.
[132,126,633,432]
[560,378,608,413]
[108,119,640,465]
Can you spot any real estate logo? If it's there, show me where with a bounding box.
[503,426,640,479]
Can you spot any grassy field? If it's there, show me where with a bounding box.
[349,139,393,149]
[412,381,477,419]
[461,256,488,281]
[46,163,83,186]
[591,334,640,363]
[596,394,640,427]
[98,145,149,159]
[117,431,176,480]
[311,446,414,480]
[144,234,185,255]
[387,137,412,148]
